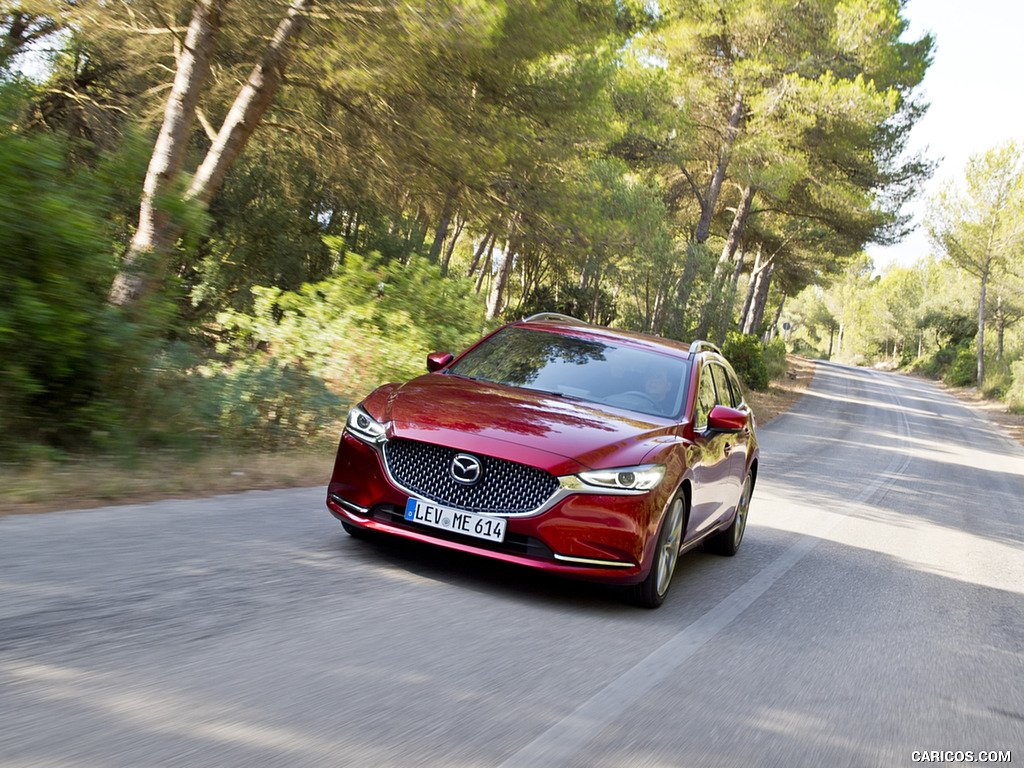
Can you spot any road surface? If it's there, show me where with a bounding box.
[1,362,1021,766]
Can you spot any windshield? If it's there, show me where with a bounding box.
[448,327,691,419]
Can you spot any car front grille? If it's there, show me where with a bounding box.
[383,438,560,515]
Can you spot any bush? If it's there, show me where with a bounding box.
[980,359,1011,400]
[0,88,119,458]
[762,337,788,380]
[89,342,343,454]
[203,358,344,451]
[946,343,977,387]
[217,252,490,405]
[918,344,958,380]
[1007,360,1024,414]
[722,332,769,391]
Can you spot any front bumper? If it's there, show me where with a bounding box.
[326,432,664,584]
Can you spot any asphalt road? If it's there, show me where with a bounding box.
[1,362,1022,767]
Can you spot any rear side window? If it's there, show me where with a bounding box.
[726,368,745,407]
[710,363,741,408]
[708,364,733,409]
[695,365,717,430]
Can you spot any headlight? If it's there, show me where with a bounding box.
[345,405,386,444]
[575,464,666,492]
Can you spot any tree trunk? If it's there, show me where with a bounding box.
[651,283,666,335]
[475,246,493,295]
[978,257,989,386]
[187,0,314,205]
[768,292,786,341]
[109,0,225,306]
[440,216,465,275]
[694,91,744,244]
[486,251,514,320]
[714,242,747,346]
[427,184,458,264]
[466,229,493,277]
[486,216,519,318]
[996,294,1005,362]
[715,187,755,282]
[669,243,703,337]
[110,0,315,307]
[743,260,774,336]
[697,185,755,338]
[730,241,746,294]
[738,244,761,334]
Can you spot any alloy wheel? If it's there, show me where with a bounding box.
[655,497,685,597]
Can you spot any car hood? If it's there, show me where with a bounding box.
[364,373,681,475]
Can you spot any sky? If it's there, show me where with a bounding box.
[865,0,1024,270]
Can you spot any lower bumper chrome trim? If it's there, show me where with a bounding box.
[553,553,633,568]
[329,493,369,516]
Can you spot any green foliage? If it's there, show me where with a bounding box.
[0,84,118,457]
[926,141,1024,386]
[980,359,1011,400]
[946,343,977,387]
[217,253,490,404]
[762,337,788,380]
[1007,360,1024,414]
[189,146,335,316]
[82,341,340,454]
[722,332,769,391]
[202,358,342,451]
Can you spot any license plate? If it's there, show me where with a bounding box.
[404,498,506,543]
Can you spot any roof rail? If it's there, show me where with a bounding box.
[521,312,589,326]
[689,339,722,355]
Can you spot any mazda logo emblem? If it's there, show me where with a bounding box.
[450,453,483,485]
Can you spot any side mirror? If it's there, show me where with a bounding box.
[707,404,747,434]
[426,352,454,372]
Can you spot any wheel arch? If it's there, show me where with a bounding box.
[677,477,693,540]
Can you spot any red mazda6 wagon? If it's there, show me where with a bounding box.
[327,313,758,607]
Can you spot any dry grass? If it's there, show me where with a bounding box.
[0,449,335,517]
[0,357,820,518]
[745,355,817,426]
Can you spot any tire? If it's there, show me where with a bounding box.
[705,471,752,557]
[341,520,366,539]
[632,493,686,609]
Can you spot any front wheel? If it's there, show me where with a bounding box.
[632,494,686,609]
[341,520,367,539]
[705,471,752,556]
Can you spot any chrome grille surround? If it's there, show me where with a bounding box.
[382,438,560,515]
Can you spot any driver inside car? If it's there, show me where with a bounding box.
[644,367,674,413]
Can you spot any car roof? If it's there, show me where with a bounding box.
[514,314,698,360]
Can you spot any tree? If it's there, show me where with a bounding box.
[108,0,316,307]
[927,142,1024,386]
[1,3,61,74]
[642,0,931,338]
